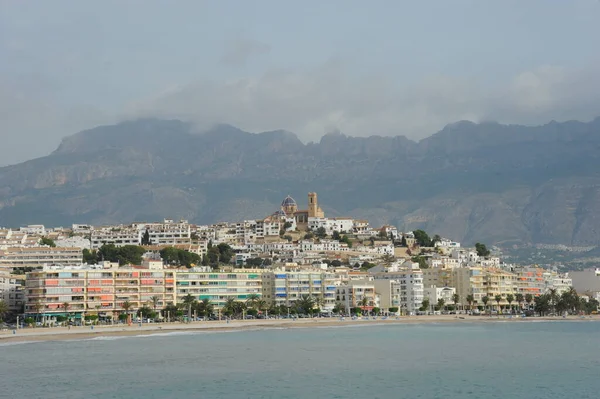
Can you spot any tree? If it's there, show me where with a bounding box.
[304,231,314,240]
[452,293,460,311]
[121,301,133,319]
[149,296,160,312]
[411,255,428,269]
[160,247,201,268]
[548,288,559,315]
[98,244,145,265]
[245,293,260,309]
[515,293,524,312]
[0,300,8,322]
[475,243,490,257]
[466,294,474,312]
[401,235,408,247]
[494,295,502,313]
[436,298,445,311]
[39,236,56,247]
[413,230,432,247]
[340,235,353,248]
[82,249,98,264]
[61,301,70,316]
[315,227,327,239]
[525,293,534,310]
[141,229,151,246]
[296,295,316,315]
[482,296,490,315]
[432,234,442,245]
[534,294,551,316]
[207,247,221,265]
[420,298,430,312]
[360,296,370,309]
[217,243,234,264]
[182,294,196,322]
[378,230,388,239]
[332,231,341,241]
[506,294,514,314]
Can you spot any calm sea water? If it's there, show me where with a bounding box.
[1,321,599,399]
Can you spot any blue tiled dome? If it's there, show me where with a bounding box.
[281,195,297,207]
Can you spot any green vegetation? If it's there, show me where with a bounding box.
[315,227,327,239]
[141,229,151,245]
[39,236,56,247]
[475,242,491,257]
[0,300,8,321]
[411,255,428,269]
[160,247,201,268]
[413,230,432,247]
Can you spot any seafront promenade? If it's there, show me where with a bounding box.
[2,314,598,344]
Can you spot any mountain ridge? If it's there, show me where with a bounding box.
[1,117,600,246]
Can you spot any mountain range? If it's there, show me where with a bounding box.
[2,117,600,246]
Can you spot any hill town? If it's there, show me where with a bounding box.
[0,192,599,326]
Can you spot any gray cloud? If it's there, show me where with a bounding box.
[125,62,600,143]
[220,38,271,66]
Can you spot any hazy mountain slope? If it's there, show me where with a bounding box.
[1,117,600,245]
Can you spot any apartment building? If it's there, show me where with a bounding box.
[482,268,517,307]
[173,269,263,309]
[91,227,141,249]
[0,229,40,248]
[423,286,457,308]
[24,266,176,319]
[372,279,402,314]
[372,271,423,314]
[0,247,83,269]
[136,220,192,246]
[262,269,338,311]
[336,280,378,313]
[0,270,25,313]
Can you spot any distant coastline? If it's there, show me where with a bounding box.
[2,315,598,344]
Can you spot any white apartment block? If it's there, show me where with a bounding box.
[308,217,354,235]
[0,269,25,312]
[0,247,83,269]
[423,286,456,307]
[352,220,370,234]
[91,227,141,249]
[371,269,424,314]
[0,229,41,248]
[19,224,46,235]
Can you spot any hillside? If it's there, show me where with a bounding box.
[1,117,600,246]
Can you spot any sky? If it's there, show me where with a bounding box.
[1,0,600,165]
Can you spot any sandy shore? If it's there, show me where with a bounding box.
[1,315,597,344]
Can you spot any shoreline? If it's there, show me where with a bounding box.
[2,315,598,344]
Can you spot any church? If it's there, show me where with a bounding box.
[266,192,325,231]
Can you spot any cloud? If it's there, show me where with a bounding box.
[220,38,271,66]
[125,62,600,142]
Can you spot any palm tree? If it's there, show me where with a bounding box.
[223,297,236,317]
[245,293,260,309]
[548,288,559,315]
[452,293,460,312]
[515,293,524,312]
[506,294,514,314]
[525,293,534,310]
[466,294,474,312]
[121,300,132,322]
[61,302,70,323]
[149,295,160,312]
[0,300,8,322]
[196,298,214,318]
[494,295,502,314]
[482,296,490,315]
[255,299,268,314]
[182,294,196,322]
[437,298,445,312]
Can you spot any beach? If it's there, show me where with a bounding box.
[2,314,597,344]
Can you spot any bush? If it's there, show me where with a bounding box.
[24,317,35,325]
[118,314,128,321]
[56,315,67,322]
[388,307,399,313]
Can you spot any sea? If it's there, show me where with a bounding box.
[1,321,599,399]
